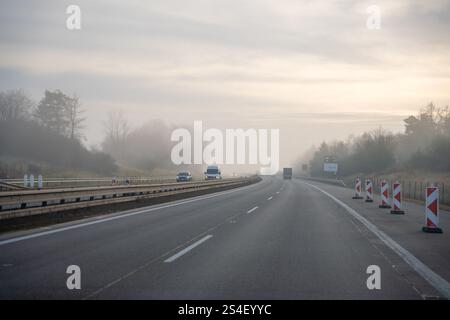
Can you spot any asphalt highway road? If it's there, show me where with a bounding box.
[0,176,449,299]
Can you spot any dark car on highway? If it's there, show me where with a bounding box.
[176,171,192,182]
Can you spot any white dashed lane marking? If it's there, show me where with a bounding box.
[247,206,258,214]
[164,235,213,263]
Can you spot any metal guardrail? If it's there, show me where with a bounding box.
[296,176,346,187]
[1,176,175,189]
[1,176,174,182]
[0,177,260,220]
[0,181,29,192]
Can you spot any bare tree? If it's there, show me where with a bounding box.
[104,110,130,142]
[437,105,450,135]
[102,110,130,162]
[65,94,86,140]
[0,89,34,121]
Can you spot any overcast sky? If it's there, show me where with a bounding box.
[1,0,450,165]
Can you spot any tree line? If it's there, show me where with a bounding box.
[1,88,192,178]
[101,112,198,175]
[303,103,450,177]
[0,89,117,177]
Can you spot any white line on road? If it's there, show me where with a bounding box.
[0,182,260,246]
[247,206,258,214]
[267,196,273,200]
[303,181,450,299]
[84,208,244,299]
[164,235,213,263]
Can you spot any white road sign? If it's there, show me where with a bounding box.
[324,163,338,173]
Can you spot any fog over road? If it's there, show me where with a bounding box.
[0,177,449,299]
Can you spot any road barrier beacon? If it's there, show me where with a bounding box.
[422,186,443,233]
[29,174,35,189]
[352,177,363,199]
[379,180,391,208]
[23,174,28,188]
[365,179,373,202]
[390,182,404,214]
[38,174,43,190]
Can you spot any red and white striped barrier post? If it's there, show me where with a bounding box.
[390,182,404,214]
[422,186,443,233]
[379,179,391,209]
[365,179,373,203]
[352,177,363,199]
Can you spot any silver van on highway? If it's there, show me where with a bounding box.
[204,165,222,180]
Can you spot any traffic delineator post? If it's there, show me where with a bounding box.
[379,179,391,209]
[422,186,443,233]
[365,179,373,203]
[352,177,363,199]
[390,182,405,214]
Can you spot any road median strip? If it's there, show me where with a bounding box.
[0,180,262,244]
[0,177,260,221]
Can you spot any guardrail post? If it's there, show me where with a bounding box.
[414,181,417,200]
[419,181,422,200]
[408,180,411,198]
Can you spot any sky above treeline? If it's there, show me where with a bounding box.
[1,0,449,165]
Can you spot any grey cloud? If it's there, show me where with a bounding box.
[0,0,389,64]
[0,67,295,109]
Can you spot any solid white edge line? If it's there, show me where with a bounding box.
[164,235,213,263]
[0,181,260,246]
[247,206,258,214]
[302,181,450,299]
